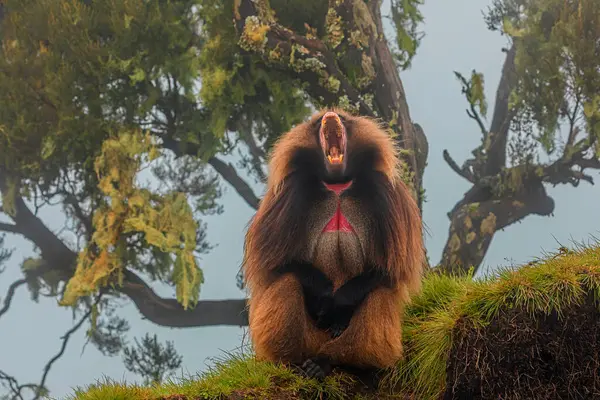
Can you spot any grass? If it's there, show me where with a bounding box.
[64,350,357,400]
[65,242,600,400]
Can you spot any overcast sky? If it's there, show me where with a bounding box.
[1,0,599,398]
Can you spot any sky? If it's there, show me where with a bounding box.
[1,0,599,398]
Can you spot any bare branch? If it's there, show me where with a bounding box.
[0,222,21,234]
[466,107,488,136]
[0,369,28,400]
[0,278,27,321]
[207,157,260,210]
[120,269,248,327]
[483,43,518,176]
[62,192,93,239]
[33,303,94,400]
[443,150,475,183]
[543,155,600,187]
[239,130,267,183]
[160,135,261,210]
[0,174,74,265]
[565,125,581,150]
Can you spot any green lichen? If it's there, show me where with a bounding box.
[289,43,327,74]
[535,165,545,176]
[388,110,399,130]
[1,179,17,218]
[360,93,374,111]
[253,0,276,23]
[356,53,376,89]
[239,16,270,53]
[291,56,327,73]
[466,231,476,244]
[322,75,341,93]
[350,29,369,49]
[467,203,480,213]
[492,166,530,198]
[464,216,473,230]
[448,233,461,252]
[337,94,360,114]
[512,200,525,209]
[480,212,497,235]
[351,0,377,37]
[268,43,283,61]
[325,8,344,49]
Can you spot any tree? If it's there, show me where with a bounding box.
[0,0,599,397]
[439,0,600,273]
[123,333,183,386]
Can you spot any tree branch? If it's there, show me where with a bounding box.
[0,278,26,320]
[542,155,600,187]
[61,192,93,239]
[0,170,250,328]
[0,369,30,400]
[239,129,267,183]
[483,43,517,176]
[0,222,21,234]
[0,174,75,266]
[454,71,488,137]
[234,0,374,116]
[120,270,248,327]
[367,1,421,179]
[443,150,475,183]
[160,136,261,210]
[439,182,555,274]
[207,157,260,210]
[33,303,95,400]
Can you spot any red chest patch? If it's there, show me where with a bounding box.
[322,181,354,233]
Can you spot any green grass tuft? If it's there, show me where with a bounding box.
[66,242,600,400]
[65,347,356,400]
[385,241,600,400]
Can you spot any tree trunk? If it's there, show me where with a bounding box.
[235,0,429,208]
[438,182,555,275]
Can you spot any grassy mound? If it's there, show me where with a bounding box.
[67,244,600,400]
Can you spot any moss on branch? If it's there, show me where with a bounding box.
[234,0,374,116]
[69,243,600,400]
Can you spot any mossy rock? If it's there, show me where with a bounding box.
[67,244,600,400]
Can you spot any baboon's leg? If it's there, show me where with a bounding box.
[248,274,329,365]
[317,286,406,369]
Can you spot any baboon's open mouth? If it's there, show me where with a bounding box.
[319,111,347,165]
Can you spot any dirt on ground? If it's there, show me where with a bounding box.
[444,292,600,400]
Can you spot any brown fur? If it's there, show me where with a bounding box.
[242,108,424,369]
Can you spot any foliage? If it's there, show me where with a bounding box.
[0,0,218,300]
[61,130,203,310]
[391,0,425,70]
[196,0,312,156]
[439,0,600,274]
[123,334,183,385]
[67,243,600,400]
[489,0,600,158]
[454,70,488,119]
